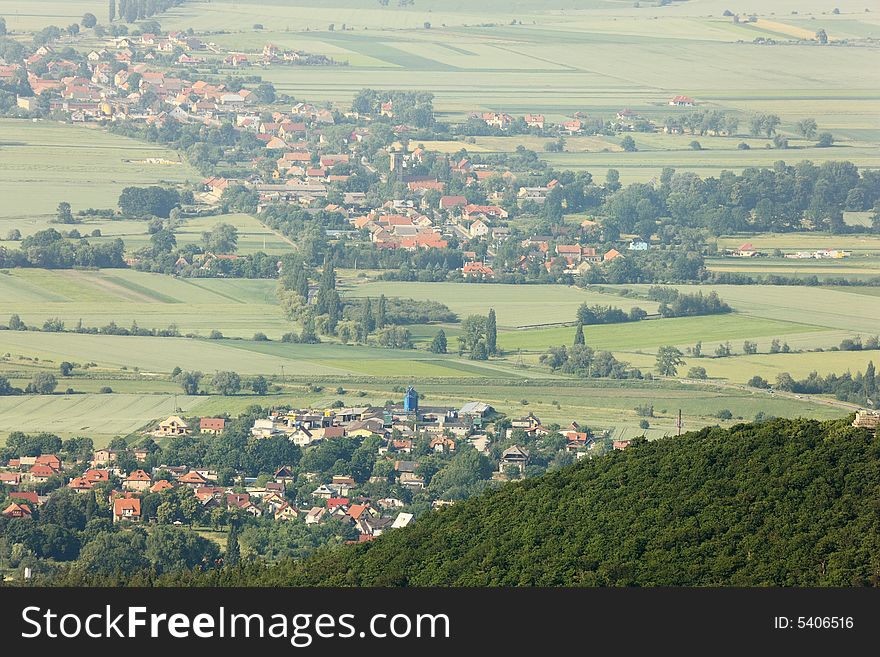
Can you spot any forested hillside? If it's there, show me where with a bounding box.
[51,417,879,587]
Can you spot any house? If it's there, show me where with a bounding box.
[113,498,141,523]
[439,195,467,210]
[469,219,490,238]
[274,503,299,521]
[331,475,357,496]
[28,464,56,484]
[200,418,226,435]
[524,113,545,129]
[2,502,33,519]
[629,239,649,251]
[35,454,61,471]
[429,436,456,453]
[92,449,118,466]
[156,416,190,436]
[391,512,414,529]
[123,469,152,492]
[312,484,336,500]
[733,242,758,257]
[603,249,623,262]
[305,506,326,524]
[10,491,40,508]
[462,262,495,279]
[499,445,529,474]
[669,95,695,107]
[274,465,295,482]
[398,472,425,489]
[852,410,880,430]
[613,439,634,450]
[150,480,174,494]
[459,401,494,418]
[511,413,541,431]
[0,472,21,486]
[178,470,209,487]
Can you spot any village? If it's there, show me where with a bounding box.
[0,27,713,282]
[0,386,632,546]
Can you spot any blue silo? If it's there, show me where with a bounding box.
[403,386,419,413]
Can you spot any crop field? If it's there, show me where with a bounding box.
[104,0,878,172]
[705,257,880,280]
[713,232,880,255]
[171,213,295,255]
[0,268,288,337]
[342,281,657,328]
[0,119,198,226]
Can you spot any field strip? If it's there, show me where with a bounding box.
[95,273,182,304]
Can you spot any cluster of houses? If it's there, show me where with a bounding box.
[1,384,616,540]
[7,29,670,284]
[465,96,696,135]
[728,242,852,259]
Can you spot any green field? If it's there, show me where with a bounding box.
[0,119,198,228]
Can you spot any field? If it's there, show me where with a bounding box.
[0,1,876,443]
[97,0,880,182]
[0,270,874,445]
[0,119,198,230]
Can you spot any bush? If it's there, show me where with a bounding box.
[714,409,733,420]
[638,419,650,430]
[747,375,770,389]
[687,366,708,379]
[252,332,269,342]
[99,386,113,394]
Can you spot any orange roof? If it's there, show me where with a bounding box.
[150,480,174,493]
[179,471,208,484]
[126,469,151,482]
[113,498,141,515]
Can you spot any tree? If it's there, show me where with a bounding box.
[250,375,269,395]
[486,308,498,356]
[225,522,241,566]
[82,12,98,28]
[816,28,828,44]
[797,118,818,140]
[9,314,26,330]
[0,17,6,36]
[687,366,707,379]
[176,371,202,395]
[430,329,448,354]
[202,223,238,254]
[109,0,116,22]
[6,228,21,241]
[620,135,637,152]
[375,294,387,329]
[29,372,58,394]
[118,186,180,218]
[742,340,758,355]
[747,375,770,389]
[150,229,176,253]
[573,321,585,346]
[655,346,684,377]
[458,315,486,356]
[56,201,74,224]
[211,371,241,396]
[59,361,74,376]
[816,132,834,147]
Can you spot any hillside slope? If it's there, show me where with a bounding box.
[258,417,880,586]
